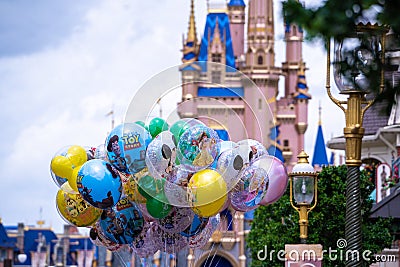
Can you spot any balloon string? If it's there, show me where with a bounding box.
[203,209,237,266]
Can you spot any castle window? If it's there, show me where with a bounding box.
[257,55,263,65]
[293,25,297,35]
[212,53,222,63]
[258,98,262,109]
[284,139,289,147]
[212,71,221,84]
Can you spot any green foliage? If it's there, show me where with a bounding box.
[247,165,392,267]
[283,0,400,40]
[282,0,400,110]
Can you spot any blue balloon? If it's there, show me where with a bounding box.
[99,197,144,244]
[105,123,152,174]
[77,159,122,209]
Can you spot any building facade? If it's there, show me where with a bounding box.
[177,0,311,172]
[177,0,311,266]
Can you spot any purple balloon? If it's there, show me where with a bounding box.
[257,156,289,205]
[230,163,269,212]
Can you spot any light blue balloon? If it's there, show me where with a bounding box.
[77,159,122,209]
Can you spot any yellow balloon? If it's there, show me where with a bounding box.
[68,165,81,193]
[121,169,148,204]
[60,182,79,195]
[67,145,87,167]
[51,155,73,179]
[188,169,227,217]
[56,190,101,227]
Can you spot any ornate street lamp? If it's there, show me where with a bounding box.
[326,22,388,267]
[289,151,318,244]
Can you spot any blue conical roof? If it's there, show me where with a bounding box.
[312,125,328,166]
[228,0,246,7]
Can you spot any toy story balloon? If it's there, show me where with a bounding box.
[56,189,101,227]
[99,197,144,244]
[77,159,122,209]
[105,123,151,174]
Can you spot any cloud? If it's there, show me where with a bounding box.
[0,0,193,232]
[0,0,343,233]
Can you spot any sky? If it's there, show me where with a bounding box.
[0,0,344,234]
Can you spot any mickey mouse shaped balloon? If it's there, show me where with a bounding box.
[145,131,177,179]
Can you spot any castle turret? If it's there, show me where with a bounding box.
[282,15,304,97]
[179,0,200,118]
[277,1,308,169]
[294,63,311,152]
[227,0,246,63]
[312,104,329,169]
[241,0,281,145]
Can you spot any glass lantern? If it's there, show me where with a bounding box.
[333,23,386,93]
[293,175,315,205]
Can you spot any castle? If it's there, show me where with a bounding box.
[177,0,312,171]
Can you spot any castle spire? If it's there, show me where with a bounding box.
[293,61,311,99]
[312,105,328,167]
[187,0,197,43]
[182,0,199,64]
[318,101,322,125]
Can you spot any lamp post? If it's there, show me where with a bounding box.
[326,23,388,267]
[289,151,318,244]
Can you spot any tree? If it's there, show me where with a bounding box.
[247,165,392,267]
[282,0,400,111]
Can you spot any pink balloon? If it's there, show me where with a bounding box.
[257,156,289,206]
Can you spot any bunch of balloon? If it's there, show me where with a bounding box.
[49,117,289,257]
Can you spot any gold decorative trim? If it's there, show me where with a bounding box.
[295,123,308,134]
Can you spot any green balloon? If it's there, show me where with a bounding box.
[170,118,204,141]
[148,117,169,138]
[169,119,187,140]
[137,175,156,199]
[135,120,146,128]
[146,193,172,219]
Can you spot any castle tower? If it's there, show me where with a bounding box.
[179,0,200,118]
[312,104,329,169]
[240,0,281,145]
[277,7,310,169]
[178,0,309,169]
[227,0,246,63]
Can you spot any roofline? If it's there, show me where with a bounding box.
[327,125,400,150]
[370,183,400,217]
